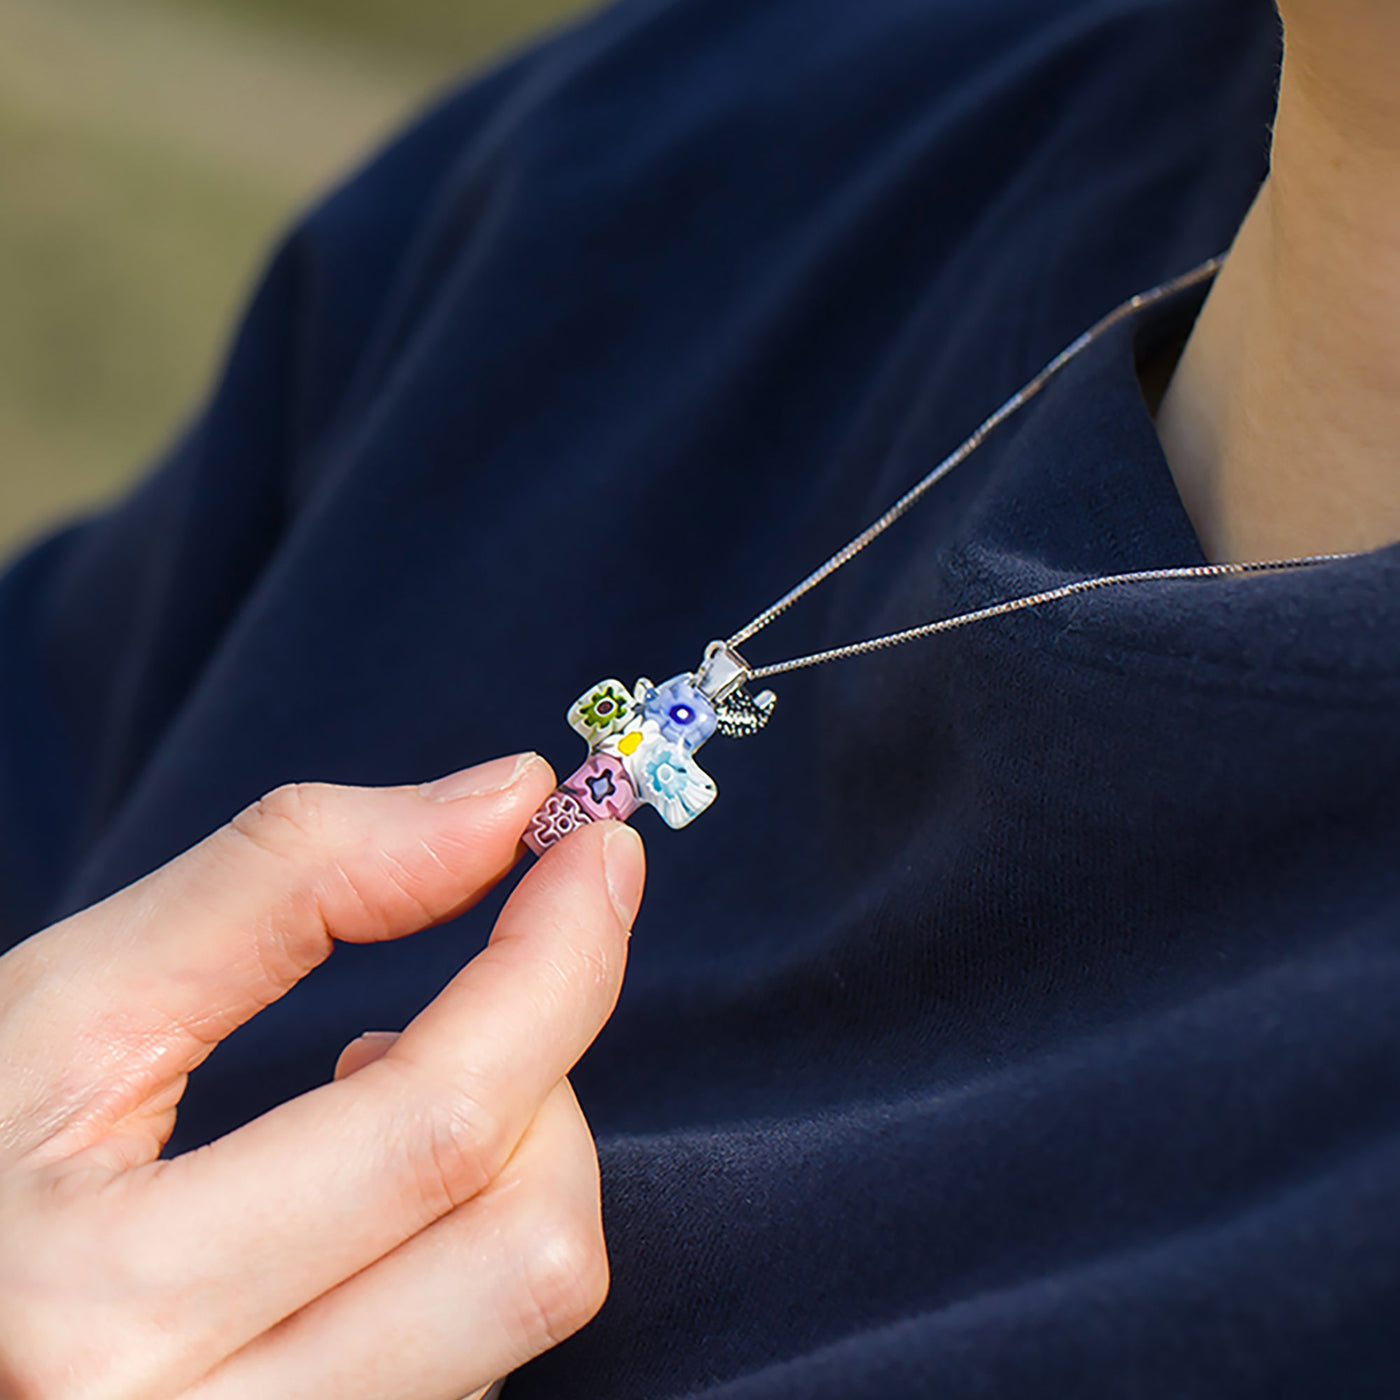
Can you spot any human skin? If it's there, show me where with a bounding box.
[1,6,1388,1396]
[1157,1,1400,561]
[0,753,646,1400]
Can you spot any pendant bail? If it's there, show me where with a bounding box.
[694,641,752,703]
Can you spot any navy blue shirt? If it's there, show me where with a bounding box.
[2,0,1397,1394]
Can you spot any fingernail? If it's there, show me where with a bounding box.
[420,753,542,802]
[603,823,646,931]
[334,1030,401,1082]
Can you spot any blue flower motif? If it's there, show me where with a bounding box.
[644,749,691,800]
[629,735,718,829]
[641,674,717,753]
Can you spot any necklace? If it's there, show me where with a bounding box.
[523,258,1353,855]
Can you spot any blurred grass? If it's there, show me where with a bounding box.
[0,0,594,558]
[187,0,587,67]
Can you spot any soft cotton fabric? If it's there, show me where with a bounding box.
[2,0,1397,1393]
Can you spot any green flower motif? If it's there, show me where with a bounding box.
[577,682,632,735]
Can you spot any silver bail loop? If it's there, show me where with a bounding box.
[696,641,777,740]
[694,640,752,703]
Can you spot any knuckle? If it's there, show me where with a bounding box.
[230,783,337,862]
[515,1206,609,1350]
[398,1075,510,1222]
[225,785,440,944]
[222,784,349,983]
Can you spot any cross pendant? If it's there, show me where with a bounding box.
[523,642,775,855]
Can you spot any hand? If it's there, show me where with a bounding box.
[0,753,645,1400]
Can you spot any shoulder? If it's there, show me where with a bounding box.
[291,0,1281,444]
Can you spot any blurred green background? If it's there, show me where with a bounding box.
[0,0,593,557]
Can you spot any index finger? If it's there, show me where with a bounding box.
[0,754,556,1153]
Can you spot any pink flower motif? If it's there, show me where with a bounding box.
[563,753,640,823]
[525,792,593,855]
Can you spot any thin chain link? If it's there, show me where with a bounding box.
[722,255,1361,677]
[744,556,1352,681]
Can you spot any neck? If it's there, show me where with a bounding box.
[1157,39,1400,562]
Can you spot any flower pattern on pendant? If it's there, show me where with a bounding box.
[640,675,717,753]
[568,679,634,745]
[626,734,717,830]
[526,792,593,853]
[563,752,640,823]
[528,658,746,853]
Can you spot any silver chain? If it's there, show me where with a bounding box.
[742,557,1350,681]
[724,256,1354,681]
